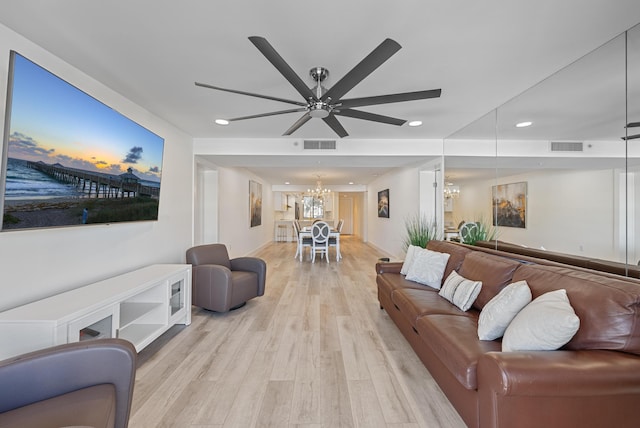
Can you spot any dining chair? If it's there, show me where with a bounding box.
[293,220,312,260]
[311,221,330,263]
[329,219,343,260]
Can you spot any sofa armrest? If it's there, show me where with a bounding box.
[376,261,403,274]
[193,264,232,285]
[231,257,267,295]
[479,350,640,395]
[478,350,640,428]
[192,264,233,308]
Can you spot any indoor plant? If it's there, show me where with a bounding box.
[403,213,441,250]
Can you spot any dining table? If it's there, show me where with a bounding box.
[297,226,342,262]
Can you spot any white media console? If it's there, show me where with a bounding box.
[0,264,191,360]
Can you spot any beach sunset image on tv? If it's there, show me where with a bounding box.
[1,52,165,231]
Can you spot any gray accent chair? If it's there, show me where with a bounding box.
[186,243,267,312]
[0,338,137,428]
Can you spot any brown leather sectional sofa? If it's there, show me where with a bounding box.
[376,240,640,428]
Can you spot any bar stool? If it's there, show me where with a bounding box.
[277,224,288,242]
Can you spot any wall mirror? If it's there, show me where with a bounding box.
[444,23,640,274]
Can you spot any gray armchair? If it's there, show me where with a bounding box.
[0,338,137,428]
[186,243,267,312]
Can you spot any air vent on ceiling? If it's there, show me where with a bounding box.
[304,140,336,150]
[550,141,583,152]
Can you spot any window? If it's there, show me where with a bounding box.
[303,196,324,219]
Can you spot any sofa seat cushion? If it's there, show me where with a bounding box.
[392,288,477,328]
[513,264,640,355]
[415,314,501,390]
[458,251,521,310]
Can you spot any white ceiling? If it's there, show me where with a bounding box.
[2,1,640,186]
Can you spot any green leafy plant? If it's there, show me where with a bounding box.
[403,213,441,250]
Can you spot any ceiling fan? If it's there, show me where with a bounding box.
[195,36,442,138]
[623,122,640,140]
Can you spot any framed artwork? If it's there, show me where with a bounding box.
[492,182,527,228]
[378,189,389,218]
[249,180,262,227]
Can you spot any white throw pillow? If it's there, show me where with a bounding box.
[404,248,450,289]
[502,289,580,352]
[478,280,532,340]
[400,245,419,275]
[438,271,482,311]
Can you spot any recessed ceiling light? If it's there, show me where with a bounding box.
[516,121,532,128]
[348,181,354,185]
[284,181,290,185]
[408,120,423,127]
[215,119,229,125]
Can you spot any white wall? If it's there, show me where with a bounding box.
[194,162,219,246]
[0,24,193,311]
[367,167,421,259]
[216,167,274,258]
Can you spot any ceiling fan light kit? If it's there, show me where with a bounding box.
[197,36,442,138]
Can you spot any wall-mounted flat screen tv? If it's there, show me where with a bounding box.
[0,51,165,231]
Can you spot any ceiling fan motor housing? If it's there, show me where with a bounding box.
[310,67,329,82]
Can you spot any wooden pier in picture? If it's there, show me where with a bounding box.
[27,161,160,199]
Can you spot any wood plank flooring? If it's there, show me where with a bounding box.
[130,236,465,428]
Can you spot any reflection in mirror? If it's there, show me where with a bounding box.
[444,23,640,275]
[443,110,498,246]
[628,23,640,265]
[495,31,627,263]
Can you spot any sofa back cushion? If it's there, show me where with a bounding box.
[457,252,521,310]
[512,264,640,355]
[426,240,472,284]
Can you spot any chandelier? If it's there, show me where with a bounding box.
[307,179,331,199]
[444,183,460,199]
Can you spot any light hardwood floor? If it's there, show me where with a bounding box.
[130,236,465,428]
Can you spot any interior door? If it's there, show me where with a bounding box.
[340,197,354,234]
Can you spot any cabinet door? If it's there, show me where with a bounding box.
[324,194,333,212]
[273,191,283,210]
[68,305,118,343]
[168,270,190,324]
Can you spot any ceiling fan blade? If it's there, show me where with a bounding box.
[323,115,349,138]
[622,133,640,140]
[195,82,307,106]
[321,38,401,102]
[249,36,317,101]
[338,89,442,109]
[283,113,312,135]
[627,122,640,128]
[334,108,406,126]
[228,108,307,122]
